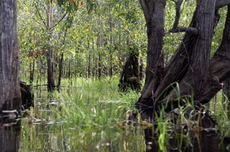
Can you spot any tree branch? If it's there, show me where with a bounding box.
[172,0,183,29]
[169,27,199,34]
[216,0,230,9]
[35,5,47,27]
[50,12,67,29]
[139,0,150,22]
[169,0,199,35]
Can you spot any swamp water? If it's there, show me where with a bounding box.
[1,85,230,152]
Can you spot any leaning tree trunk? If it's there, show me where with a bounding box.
[136,0,230,116]
[0,0,21,112]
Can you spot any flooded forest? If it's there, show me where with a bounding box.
[1,0,230,151]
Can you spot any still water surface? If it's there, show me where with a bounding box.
[1,96,230,151]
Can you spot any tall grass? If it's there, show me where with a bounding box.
[20,76,146,151]
[20,77,230,151]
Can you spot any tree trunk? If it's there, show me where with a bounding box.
[119,48,141,92]
[109,3,113,77]
[47,3,55,92]
[98,53,102,78]
[135,0,230,117]
[87,41,91,78]
[135,0,166,112]
[0,0,21,112]
[139,58,144,80]
[47,47,55,91]
[57,52,63,89]
[69,60,71,80]
[223,77,230,101]
[57,27,67,89]
[29,60,35,85]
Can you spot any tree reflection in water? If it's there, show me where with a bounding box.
[145,127,230,152]
[0,120,21,152]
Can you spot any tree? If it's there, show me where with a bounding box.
[135,0,230,116]
[0,0,21,112]
[118,45,141,92]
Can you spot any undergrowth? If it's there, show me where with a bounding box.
[20,77,230,151]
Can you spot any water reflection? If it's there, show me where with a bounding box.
[0,120,21,152]
[144,127,230,152]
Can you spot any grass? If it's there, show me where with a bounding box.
[19,76,230,151]
[20,76,146,152]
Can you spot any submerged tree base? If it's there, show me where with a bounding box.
[124,101,226,152]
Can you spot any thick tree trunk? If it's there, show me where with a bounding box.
[136,0,166,111]
[161,0,216,105]
[223,77,230,101]
[136,0,230,116]
[47,48,55,91]
[0,0,21,112]
[47,4,55,91]
[199,5,230,103]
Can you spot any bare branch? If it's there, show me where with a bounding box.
[139,0,150,22]
[35,5,47,27]
[216,0,230,9]
[172,0,183,29]
[169,27,199,34]
[50,12,67,29]
[32,17,44,26]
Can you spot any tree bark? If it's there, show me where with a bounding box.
[0,0,21,112]
[161,0,216,105]
[47,3,55,92]
[29,60,35,85]
[198,5,230,103]
[57,52,63,89]
[137,0,166,106]
[135,0,230,116]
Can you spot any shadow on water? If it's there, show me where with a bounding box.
[0,120,21,152]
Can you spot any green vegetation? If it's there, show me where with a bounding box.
[18,77,230,151]
[20,77,146,151]
[14,0,230,151]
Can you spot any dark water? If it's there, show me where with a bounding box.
[145,127,230,152]
[0,118,230,151]
[0,120,21,152]
[1,94,230,151]
[0,118,228,152]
